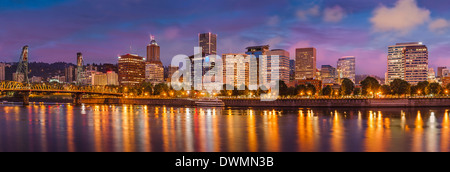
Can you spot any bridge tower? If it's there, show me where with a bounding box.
[14,46,29,85]
[76,52,84,85]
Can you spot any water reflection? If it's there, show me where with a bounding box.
[1,104,450,152]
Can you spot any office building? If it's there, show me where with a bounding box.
[387,42,428,85]
[438,67,447,79]
[337,56,356,83]
[321,65,337,85]
[289,59,295,82]
[106,71,119,86]
[295,47,316,80]
[0,63,5,81]
[145,36,164,84]
[145,61,164,84]
[199,32,217,55]
[245,45,270,86]
[266,49,290,84]
[65,65,75,83]
[147,35,160,62]
[118,54,145,86]
[222,53,249,88]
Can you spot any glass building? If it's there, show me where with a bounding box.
[387,42,428,85]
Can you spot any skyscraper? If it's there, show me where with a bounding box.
[222,53,249,88]
[64,65,75,83]
[387,42,428,85]
[295,47,316,80]
[266,49,290,84]
[0,63,5,81]
[118,54,145,86]
[199,32,217,55]
[145,36,164,84]
[246,45,270,86]
[147,35,160,62]
[289,59,295,82]
[337,56,356,83]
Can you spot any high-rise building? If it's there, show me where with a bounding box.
[387,42,428,85]
[289,59,295,82]
[147,35,160,62]
[222,53,249,88]
[437,67,447,79]
[0,63,5,81]
[145,36,164,84]
[64,65,75,83]
[145,62,164,84]
[245,45,270,86]
[76,52,84,85]
[337,56,356,83]
[118,54,145,86]
[320,65,337,85]
[266,49,290,84]
[295,47,316,80]
[199,32,217,55]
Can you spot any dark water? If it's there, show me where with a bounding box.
[0,103,449,152]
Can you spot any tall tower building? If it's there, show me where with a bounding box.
[147,35,160,62]
[437,67,447,79]
[145,36,164,84]
[245,45,270,85]
[337,56,356,83]
[199,32,217,55]
[295,47,316,80]
[65,65,75,83]
[0,63,5,81]
[387,42,428,85]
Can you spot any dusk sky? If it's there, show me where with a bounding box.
[1,0,450,77]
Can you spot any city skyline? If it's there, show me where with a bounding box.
[1,0,450,77]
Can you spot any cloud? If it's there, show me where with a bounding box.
[323,6,346,23]
[163,27,180,40]
[370,0,430,34]
[429,18,450,34]
[267,15,280,26]
[296,5,320,20]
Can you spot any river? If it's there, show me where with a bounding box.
[0,103,448,152]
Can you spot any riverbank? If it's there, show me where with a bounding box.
[2,97,450,107]
[83,97,450,107]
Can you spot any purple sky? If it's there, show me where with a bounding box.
[1,0,450,77]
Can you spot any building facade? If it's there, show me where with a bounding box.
[295,47,316,80]
[0,63,5,81]
[145,62,164,84]
[387,42,428,85]
[222,53,249,88]
[245,45,270,86]
[145,36,164,84]
[320,65,337,85]
[337,56,356,83]
[64,65,75,83]
[199,32,217,55]
[118,54,145,86]
[146,35,160,62]
[266,49,290,84]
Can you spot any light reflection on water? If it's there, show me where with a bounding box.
[0,104,449,152]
